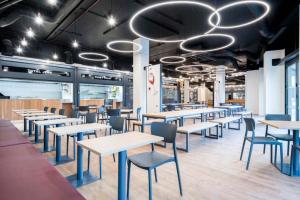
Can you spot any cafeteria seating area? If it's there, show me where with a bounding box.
[0,1,299,200]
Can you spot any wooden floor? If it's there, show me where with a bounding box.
[13,119,300,200]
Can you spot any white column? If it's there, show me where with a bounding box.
[214,66,225,106]
[198,83,206,102]
[263,50,285,114]
[133,38,149,115]
[258,68,265,116]
[245,70,259,114]
[184,79,189,103]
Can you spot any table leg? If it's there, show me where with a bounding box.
[28,120,32,136]
[141,116,145,133]
[292,130,300,176]
[77,132,84,183]
[35,124,39,143]
[56,135,62,162]
[179,117,184,127]
[43,125,50,152]
[24,118,27,132]
[118,150,127,200]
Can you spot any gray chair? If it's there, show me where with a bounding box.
[240,118,283,170]
[126,107,141,130]
[50,107,56,114]
[97,106,107,123]
[263,114,292,156]
[58,108,65,115]
[107,108,121,117]
[127,122,183,200]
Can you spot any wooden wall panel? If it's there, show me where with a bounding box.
[80,99,105,107]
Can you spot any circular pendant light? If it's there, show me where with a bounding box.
[160,56,186,64]
[175,64,214,73]
[187,70,210,76]
[78,52,109,61]
[129,1,221,43]
[180,33,235,53]
[208,0,270,29]
[106,40,143,53]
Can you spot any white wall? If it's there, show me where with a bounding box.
[214,66,225,106]
[245,70,260,114]
[184,79,189,103]
[258,68,265,115]
[263,50,285,114]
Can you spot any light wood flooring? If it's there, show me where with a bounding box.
[13,119,300,200]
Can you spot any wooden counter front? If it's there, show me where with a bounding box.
[226,99,245,105]
[0,99,62,120]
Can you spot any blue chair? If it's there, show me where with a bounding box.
[97,106,107,123]
[127,122,183,200]
[263,114,292,156]
[50,107,56,114]
[58,108,65,115]
[240,118,283,170]
[43,106,49,112]
[126,107,141,130]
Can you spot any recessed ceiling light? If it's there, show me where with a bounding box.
[20,38,28,47]
[35,13,44,25]
[26,28,35,38]
[47,0,57,6]
[102,62,108,68]
[16,46,23,54]
[52,53,58,60]
[72,40,79,48]
[107,15,116,26]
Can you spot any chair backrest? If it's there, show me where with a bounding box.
[107,109,121,117]
[43,106,49,112]
[71,110,80,118]
[136,107,142,121]
[151,122,177,143]
[244,118,256,132]
[79,106,89,112]
[166,104,176,111]
[265,114,291,121]
[109,116,125,132]
[50,108,56,114]
[58,109,65,115]
[86,112,97,124]
[98,106,105,114]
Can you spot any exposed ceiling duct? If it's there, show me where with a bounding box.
[0,0,82,28]
[0,0,23,11]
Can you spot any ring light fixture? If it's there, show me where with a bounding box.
[208,0,270,29]
[160,56,186,64]
[129,1,221,43]
[175,64,214,73]
[106,40,143,53]
[78,52,109,61]
[180,33,235,53]
[187,70,210,76]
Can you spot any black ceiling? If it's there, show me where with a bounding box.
[0,0,298,75]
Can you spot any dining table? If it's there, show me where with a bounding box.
[260,120,300,176]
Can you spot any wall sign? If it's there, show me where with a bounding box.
[146,64,162,113]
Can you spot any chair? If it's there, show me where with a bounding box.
[240,118,283,170]
[166,104,176,111]
[107,108,121,117]
[263,114,292,156]
[66,113,98,159]
[290,145,300,175]
[58,108,65,115]
[126,107,141,130]
[97,106,107,123]
[43,106,49,112]
[127,122,183,200]
[108,116,125,135]
[50,108,56,114]
[71,110,80,118]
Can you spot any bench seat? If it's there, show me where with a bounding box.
[210,116,241,136]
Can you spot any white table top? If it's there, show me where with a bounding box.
[12,109,39,112]
[77,132,163,156]
[48,123,110,136]
[15,110,44,114]
[20,112,54,117]
[215,105,243,109]
[259,120,300,130]
[34,118,82,126]
[143,108,225,119]
[121,109,133,113]
[26,115,66,121]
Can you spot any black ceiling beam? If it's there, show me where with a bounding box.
[102,17,129,35]
[141,16,179,35]
[80,8,107,18]
[133,0,183,26]
[59,29,82,37]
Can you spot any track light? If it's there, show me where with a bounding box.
[107,15,116,26]
[102,62,108,68]
[52,53,58,60]
[20,38,28,47]
[35,13,44,25]
[16,46,23,54]
[72,40,79,48]
[47,0,57,6]
[26,28,35,38]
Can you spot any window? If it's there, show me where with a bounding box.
[286,58,299,121]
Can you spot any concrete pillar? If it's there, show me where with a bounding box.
[214,66,225,106]
[263,50,285,114]
[258,68,265,116]
[132,38,149,115]
[184,79,189,103]
[198,83,206,102]
[245,70,259,114]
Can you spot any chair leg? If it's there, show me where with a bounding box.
[290,145,294,176]
[263,126,268,154]
[287,141,290,156]
[148,169,153,200]
[154,168,158,183]
[99,156,102,179]
[127,161,131,199]
[280,144,283,172]
[53,134,55,148]
[270,145,273,164]
[274,144,278,165]
[240,137,246,160]
[246,143,254,170]
[87,151,91,173]
[66,135,69,157]
[175,159,183,196]
[73,137,76,160]
[113,153,115,162]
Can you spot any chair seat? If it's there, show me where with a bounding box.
[128,152,174,169]
[268,133,293,141]
[247,136,280,144]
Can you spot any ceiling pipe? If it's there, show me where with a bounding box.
[0,0,22,11]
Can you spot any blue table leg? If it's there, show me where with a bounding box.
[35,124,39,143]
[118,150,127,200]
[292,130,300,176]
[28,120,32,136]
[56,135,62,162]
[24,118,27,131]
[77,132,84,183]
[179,117,184,127]
[43,125,50,152]
[141,116,145,133]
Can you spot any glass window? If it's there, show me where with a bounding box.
[286,60,299,121]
